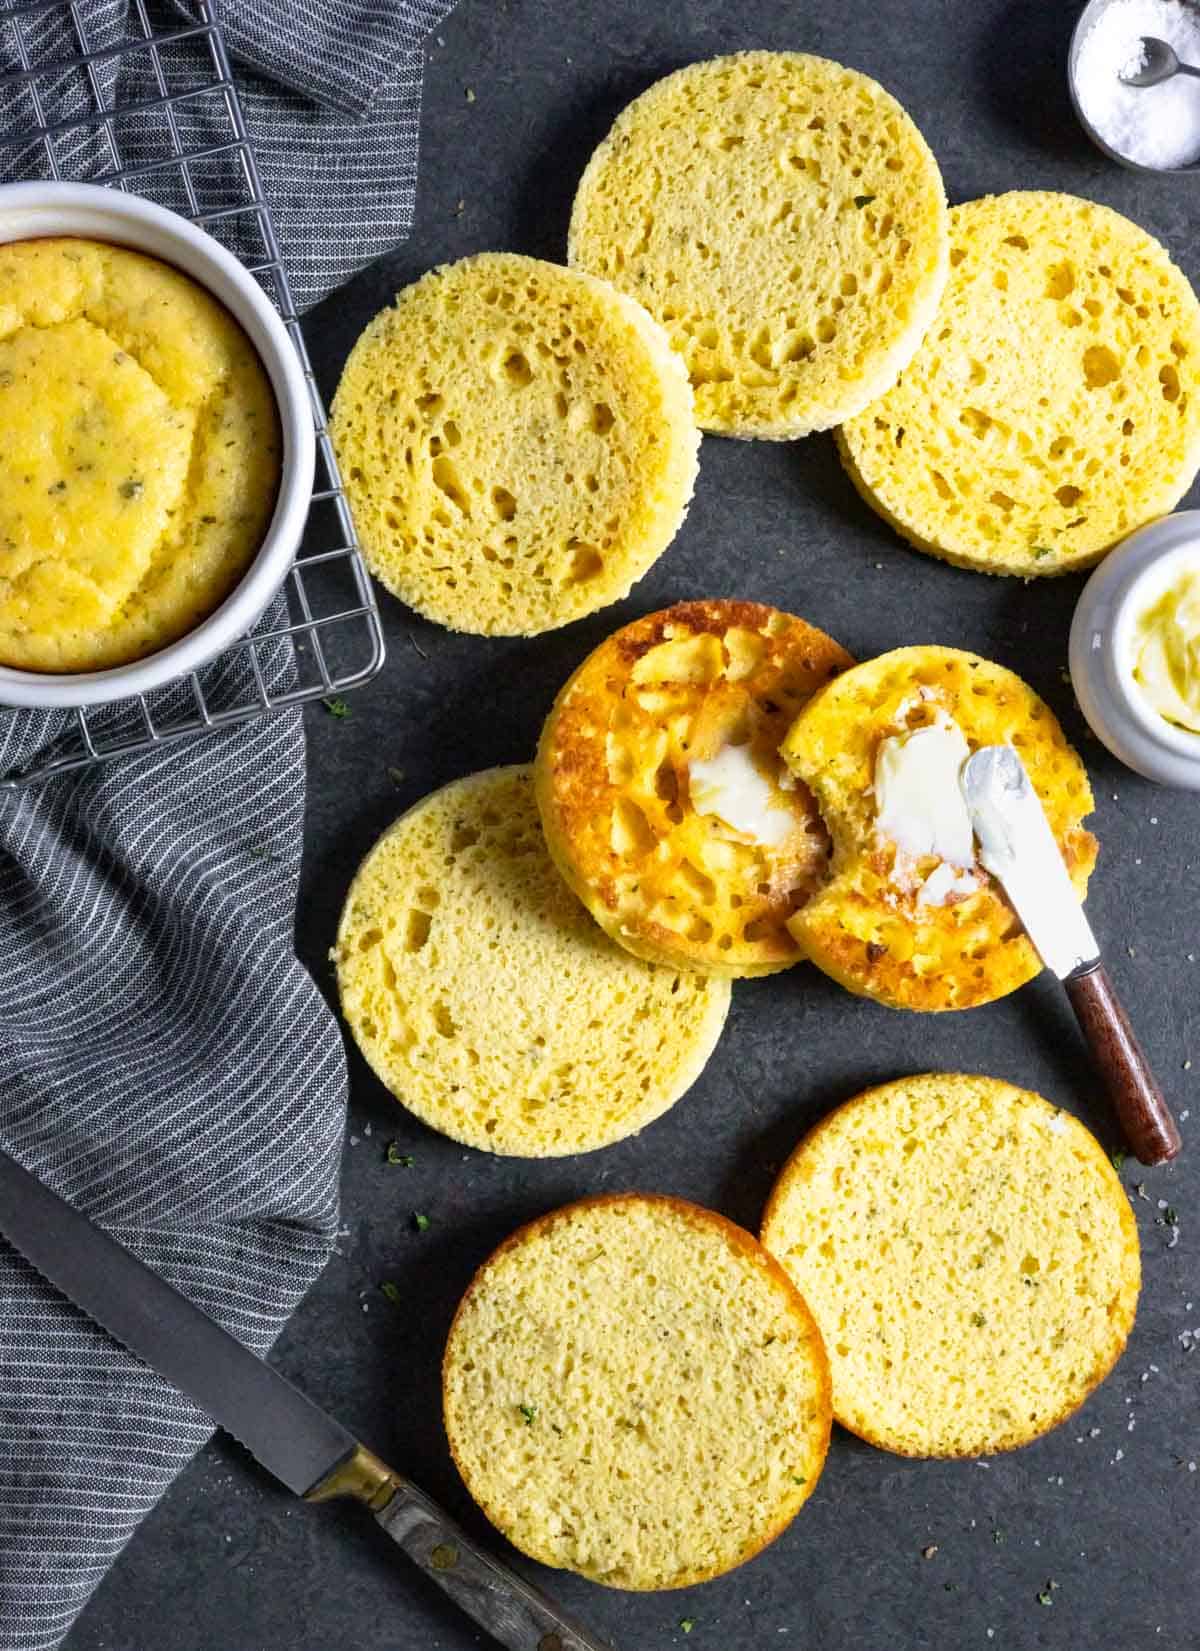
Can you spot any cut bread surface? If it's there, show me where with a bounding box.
[536,599,853,976]
[839,191,1200,575]
[761,1074,1140,1456]
[780,645,1097,1011]
[335,766,729,1156]
[443,1193,832,1587]
[569,51,949,438]
[331,251,699,634]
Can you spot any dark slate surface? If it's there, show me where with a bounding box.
[67,2,1199,1647]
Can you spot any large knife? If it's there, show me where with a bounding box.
[961,744,1180,1167]
[0,1146,610,1651]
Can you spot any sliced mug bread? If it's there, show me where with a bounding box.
[443,1193,831,1587]
[839,191,1200,575]
[779,645,1097,1011]
[330,252,698,634]
[535,599,853,976]
[568,51,949,438]
[334,766,729,1156]
[761,1074,1140,1457]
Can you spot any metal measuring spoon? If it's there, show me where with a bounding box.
[1120,34,1200,86]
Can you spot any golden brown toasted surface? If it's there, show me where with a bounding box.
[761,1074,1140,1457]
[443,1193,831,1588]
[334,766,729,1156]
[330,251,698,636]
[780,646,1097,1010]
[535,600,853,976]
[0,237,280,672]
[568,51,949,438]
[839,192,1200,575]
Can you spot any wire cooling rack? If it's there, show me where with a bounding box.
[0,0,384,792]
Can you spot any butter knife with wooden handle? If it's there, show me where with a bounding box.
[960,744,1180,1167]
[0,1145,611,1651]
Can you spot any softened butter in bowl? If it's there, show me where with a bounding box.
[0,236,281,674]
[1070,510,1200,788]
[1128,560,1200,733]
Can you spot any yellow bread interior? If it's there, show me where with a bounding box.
[568,51,949,438]
[839,191,1200,575]
[330,251,699,636]
[761,1073,1140,1457]
[780,645,1097,1011]
[334,766,729,1156]
[443,1193,831,1588]
[536,599,853,976]
[0,236,280,672]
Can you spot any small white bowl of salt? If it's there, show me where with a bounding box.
[1070,0,1200,172]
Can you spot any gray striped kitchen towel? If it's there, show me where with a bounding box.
[0,2,455,1648]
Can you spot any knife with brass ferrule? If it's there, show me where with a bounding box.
[0,1145,612,1651]
[960,744,1180,1167]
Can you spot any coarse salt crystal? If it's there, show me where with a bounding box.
[1075,0,1200,169]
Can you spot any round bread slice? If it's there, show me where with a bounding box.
[761,1074,1140,1457]
[779,646,1097,1011]
[443,1193,831,1588]
[838,191,1200,575]
[330,252,698,635]
[335,766,728,1156]
[568,51,949,439]
[535,600,853,977]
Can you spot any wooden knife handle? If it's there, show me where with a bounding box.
[375,1479,613,1651]
[1064,960,1181,1167]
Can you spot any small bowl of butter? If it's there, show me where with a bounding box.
[1070,509,1200,786]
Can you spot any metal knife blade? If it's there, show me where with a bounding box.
[0,1146,615,1650]
[0,1145,356,1497]
[959,744,1098,979]
[960,744,1180,1168]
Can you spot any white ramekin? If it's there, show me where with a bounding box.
[1069,511,1200,789]
[0,181,315,709]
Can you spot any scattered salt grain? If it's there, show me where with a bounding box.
[1074,0,1200,169]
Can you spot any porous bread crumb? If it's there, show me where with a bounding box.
[330,252,698,636]
[780,645,1097,1011]
[443,1193,831,1588]
[0,237,279,672]
[568,51,949,439]
[535,600,853,977]
[334,766,729,1156]
[838,191,1200,575]
[761,1074,1140,1457]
